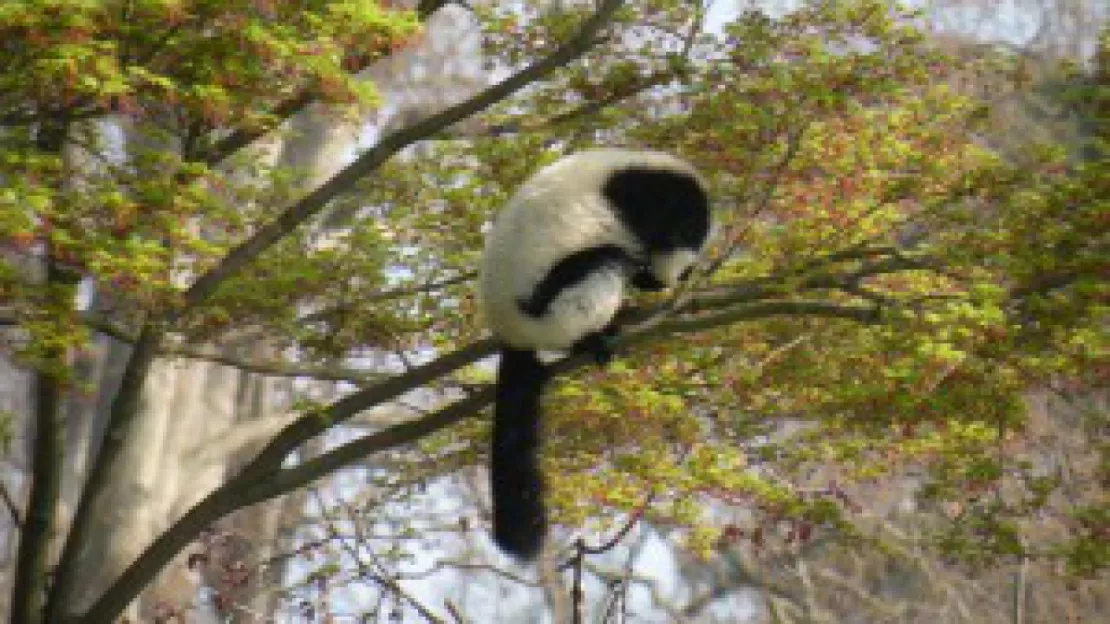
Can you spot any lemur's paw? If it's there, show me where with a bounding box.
[572,331,616,365]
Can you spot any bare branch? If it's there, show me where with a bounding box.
[402,559,542,588]
[0,481,20,527]
[36,311,390,385]
[455,8,705,142]
[317,492,446,624]
[559,497,652,567]
[444,600,468,624]
[157,349,387,386]
[572,538,586,624]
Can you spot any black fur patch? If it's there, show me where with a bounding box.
[517,244,637,318]
[492,347,551,559]
[630,268,668,291]
[602,167,710,254]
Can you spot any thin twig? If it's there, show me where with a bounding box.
[572,539,586,624]
[0,482,21,527]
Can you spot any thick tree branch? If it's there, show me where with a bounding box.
[80,385,496,623]
[182,0,626,313]
[10,272,67,623]
[78,281,886,622]
[46,326,162,620]
[240,338,497,477]
[10,372,64,624]
[243,298,883,498]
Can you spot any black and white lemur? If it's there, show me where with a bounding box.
[479,149,712,559]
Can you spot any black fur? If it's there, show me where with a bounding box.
[491,330,618,560]
[517,244,637,318]
[602,167,710,255]
[630,268,668,291]
[491,347,551,559]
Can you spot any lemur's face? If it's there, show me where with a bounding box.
[650,209,711,286]
[650,248,700,287]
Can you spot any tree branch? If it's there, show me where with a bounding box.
[181,0,626,313]
[242,298,883,502]
[658,300,882,336]
[13,133,76,623]
[11,323,66,623]
[0,481,21,527]
[703,123,810,276]
[46,326,162,620]
[239,339,497,477]
[77,274,889,622]
[317,492,447,624]
[27,311,389,385]
[80,385,496,623]
[200,92,316,168]
[156,348,388,386]
[690,249,932,312]
[296,271,478,326]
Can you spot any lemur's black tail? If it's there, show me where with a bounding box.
[491,347,551,559]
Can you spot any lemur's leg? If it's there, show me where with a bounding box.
[571,330,615,365]
[571,313,629,365]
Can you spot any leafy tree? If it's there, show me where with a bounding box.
[0,0,1105,621]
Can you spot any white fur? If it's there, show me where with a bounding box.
[480,149,705,350]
